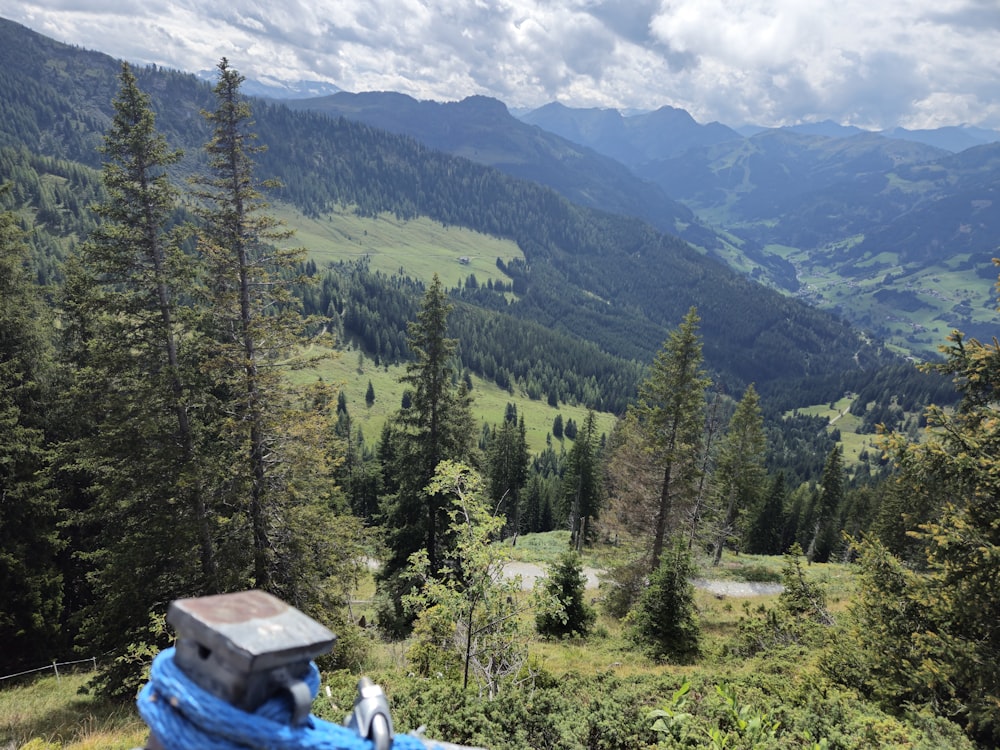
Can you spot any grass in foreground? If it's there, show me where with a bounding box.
[0,672,147,750]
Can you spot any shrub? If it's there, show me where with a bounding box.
[536,551,596,638]
[627,538,699,662]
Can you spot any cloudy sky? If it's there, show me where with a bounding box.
[3,0,999,129]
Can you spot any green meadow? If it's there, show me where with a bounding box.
[295,345,617,454]
[276,204,524,290]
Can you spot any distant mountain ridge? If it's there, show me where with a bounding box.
[515,104,1000,158]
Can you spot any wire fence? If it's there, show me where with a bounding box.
[0,657,97,684]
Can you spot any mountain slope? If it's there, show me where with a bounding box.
[283,91,735,254]
[0,15,886,408]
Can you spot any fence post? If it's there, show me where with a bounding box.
[52,660,59,682]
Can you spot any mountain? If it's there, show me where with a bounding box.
[281,91,743,259]
[878,125,1000,153]
[0,15,893,410]
[635,128,1000,352]
[518,102,742,165]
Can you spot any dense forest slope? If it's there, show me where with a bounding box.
[0,16,896,410]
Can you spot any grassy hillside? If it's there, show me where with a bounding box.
[294,345,617,454]
[275,203,524,291]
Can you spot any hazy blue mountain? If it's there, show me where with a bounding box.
[638,129,947,226]
[518,101,742,165]
[785,121,866,139]
[878,125,1000,153]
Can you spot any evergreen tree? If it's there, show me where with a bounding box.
[635,308,710,567]
[561,410,602,550]
[745,472,787,555]
[378,275,474,635]
[806,446,844,562]
[365,379,376,406]
[833,330,1000,744]
[712,384,767,565]
[535,551,595,638]
[629,537,699,662]
[487,408,529,537]
[60,66,220,697]
[0,192,62,673]
[193,59,345,615]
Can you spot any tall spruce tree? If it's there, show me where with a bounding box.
[635,308,710,567]
[377,275,474,635]
[745,471,788,555]
[62,66,221,698]
[561,409,602,550]
[831,330,1000,745]
[0,193,63,673]
[806,446,845,562]
[193,59,345,615]
[712,383,767,565]
[487,406,529,537]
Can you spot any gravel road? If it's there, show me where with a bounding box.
[503,562,784,597]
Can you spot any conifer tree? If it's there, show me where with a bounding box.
[834,330,1000,744]
[0,194,62,673]
[193,59,344,613]
[745,472,787,555]
[61,66,219,697]
[712,383,767,565]
[629,537,699,662]
[377,275,474,634]
[635,308,710,567]
[561,409,602,549]
[487,407,529,537]
[535,550,595,638]
[806,446,844,562]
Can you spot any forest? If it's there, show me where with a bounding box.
[1,21,999,750]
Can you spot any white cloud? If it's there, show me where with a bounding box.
[1,0,998,128]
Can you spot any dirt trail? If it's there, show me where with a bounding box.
[503,562,783,597]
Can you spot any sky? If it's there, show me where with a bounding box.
[3,0,1000,130]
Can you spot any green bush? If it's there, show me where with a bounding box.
[536,551,596,638]
[627,539,699,662]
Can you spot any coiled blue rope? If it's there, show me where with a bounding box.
[137,648,431,750]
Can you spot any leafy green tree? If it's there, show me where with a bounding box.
[405,461,526,697]
[535,551,595,638]
[711,384,767,565]
[635,308,710,567]
[561,410,602,550]
[629,537,699,662]
[0,191,62,673]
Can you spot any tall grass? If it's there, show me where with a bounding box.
[0,672,147,749]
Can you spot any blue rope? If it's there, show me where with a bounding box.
[137,648,431,750]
